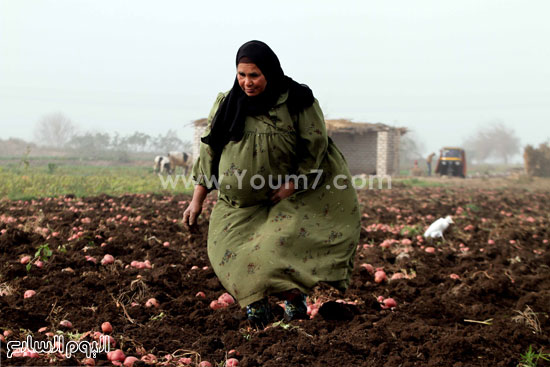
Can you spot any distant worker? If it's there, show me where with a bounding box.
[411,160,421,176]
[426,152,436,176]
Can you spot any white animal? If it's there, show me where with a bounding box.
[423,215,454,240]
[167,151,192,175]
[159,156,171,174]
[153,155,163,173]
[153,155,171,174]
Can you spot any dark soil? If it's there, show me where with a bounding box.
[0,186,549,366]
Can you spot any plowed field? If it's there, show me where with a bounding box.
[1,186,549,366]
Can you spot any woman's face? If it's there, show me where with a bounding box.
[237,63,267,97]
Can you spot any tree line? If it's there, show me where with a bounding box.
[32,112,191,158]
[400,120,523,167]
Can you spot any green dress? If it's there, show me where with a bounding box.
[192,91,361,307]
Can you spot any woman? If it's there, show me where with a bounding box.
[183,40,360,327]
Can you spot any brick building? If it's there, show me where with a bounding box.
[325,119,406,176]
[193,118,405,176]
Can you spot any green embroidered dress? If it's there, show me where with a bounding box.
[192,91,361,307]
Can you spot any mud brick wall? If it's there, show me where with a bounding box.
[193,125,207,164]
[376,130,401,176]
[331,132,378,175]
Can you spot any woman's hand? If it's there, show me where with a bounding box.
[183,185,208,227]
[270,181,295,204]
[183,200,203,227]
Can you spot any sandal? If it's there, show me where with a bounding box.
[246,298,273,328]
[283,293,309,322]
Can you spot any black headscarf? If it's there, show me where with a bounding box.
[201,40,314,154]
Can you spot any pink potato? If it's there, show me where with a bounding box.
[141,354,158,364]
[195,291,206,298]
[20,255,31,264]
[424,247,436,254]
[210,300,229,310]
[226,358,239,366]
[218,292,235,305]
[81,357,95,366]
[12,348,39,358]
[24,290,36,298]
[360,263,375,274]
[107,349,126,362]
[381,298,397,309]
[123,356,139,366]
[101,254,115,265]
[199,362,212,367]
[101,322,113,333]
[59,320,73,328]
[145,298,160,308]
[374,270,387,283]
[390,272,405,280]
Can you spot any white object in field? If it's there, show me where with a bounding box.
[153,155,163,172]
[159,156,171,174]
[154,155,171,173]
[423,215,454,240]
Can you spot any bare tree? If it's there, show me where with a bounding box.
[33,112,77,148]
[152,130,191,153]
[463,121,520,164]
[399,131,426,168]
[489,122,521,164]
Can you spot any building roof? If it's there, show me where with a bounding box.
[193,117,407,135]
[325,119,407,135]
[192,118,208,126]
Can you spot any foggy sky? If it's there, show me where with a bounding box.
[1,0,549,162]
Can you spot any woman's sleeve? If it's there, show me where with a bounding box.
[295,99,329,177]
[191,93,225,191]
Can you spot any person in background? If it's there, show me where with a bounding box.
[183,40,360,327]
[426,152,436,176]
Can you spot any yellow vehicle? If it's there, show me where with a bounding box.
[435,147,466,178]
